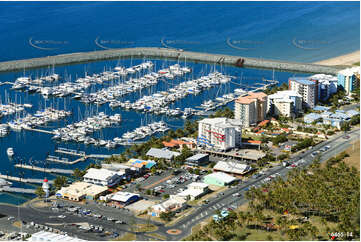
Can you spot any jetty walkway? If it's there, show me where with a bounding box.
[14,164,73,175]
[0,47,343,74]
[0,174,54,185]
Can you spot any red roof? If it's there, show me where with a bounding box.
[248,140,262,144]
[163,139,194,147]
[258,120,269,127]
[43,178,48,182]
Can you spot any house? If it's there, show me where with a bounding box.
[185,153,209,167]
[56,182,108,201]
[110,192,140,206]
[213,161,252,176]
[83,168,121,187]
[146,148,180,160]
[162,139,196,151]
[203,172,237,187]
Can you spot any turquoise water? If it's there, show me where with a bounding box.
[0,1,359,205]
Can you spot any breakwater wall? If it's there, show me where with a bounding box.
[0,47,343,74]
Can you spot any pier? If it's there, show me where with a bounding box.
[14,164,73,175]
[55,148,86,157]
[0,186,36,194]
[0,47,343,75]
[23,127,55,135]
[0,174,54,184]
[46,155,86,165]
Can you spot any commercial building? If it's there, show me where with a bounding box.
[185,153,209,166]
[101,163,133,180]
[56,182,108,201]
[197,117,242,151]
[150,196,186,217]
[146,148,180,160]
[83,168,121,187]
[29,231,87,242]
[309,74,338,101]
[213,161,252,176]
[203,172,237,187]
[267,90,303,117]
[127,158,156,170]
[289,77,318,108]
[174,182,209,201]
[304,113,322,124]
[110,192,140,206]
[235,92,268,127]
[337,67,360,95]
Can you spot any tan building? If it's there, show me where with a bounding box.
[235,92,267,127]
[56,182,108,201]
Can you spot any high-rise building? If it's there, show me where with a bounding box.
[289,77,317,108]
[309,74,338,101]
[267,90,302,117]
[197,118,242,151]
[234,92,267,127]
[337,67,360,95]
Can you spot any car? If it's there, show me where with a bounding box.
[115,220,125,224]
[343,135,350,139]
[325,145,331,150]
[57,215,66,219]
[232,193,241,197]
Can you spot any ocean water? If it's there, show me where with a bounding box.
[0,1,359,62]
[0,2,359,205]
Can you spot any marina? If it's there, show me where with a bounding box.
[0,57,308,203]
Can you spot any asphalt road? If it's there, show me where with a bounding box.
[0,127,358,241]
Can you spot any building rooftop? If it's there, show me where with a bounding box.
[338,67,360,76]
[83,168,118,181]
[214,161,252,175]
[186,153,209,161]
[204,172,237,183]
[56,182,107,198]
[146,148,180,160]
[289,77,315,85]
[111,192,140,203]
[236,91,267,104]
[313,105,331,112]
[29,231,87,242]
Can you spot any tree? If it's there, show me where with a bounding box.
[160,211,174,221]
[162,194,170,199]
[73,168,85,179]
[35,186,45,197]
[54,176,67,190]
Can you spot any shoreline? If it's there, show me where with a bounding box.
[313,50,360,66]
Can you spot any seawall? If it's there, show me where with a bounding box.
[0,47,343,74]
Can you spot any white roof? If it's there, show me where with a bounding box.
[268,90,302,100]
[338,66,360,76]
[83,168,117,181]
[199,117,242,128]
[214,161,251,175]
[205,172,237,183]
[29,231,86,242]
[187,182,209,189]
[177,188,205,198]
[111,191,139,203]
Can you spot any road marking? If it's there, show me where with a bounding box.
[205,211,208,215]
[200,212,204,217]
[182,224,186,228]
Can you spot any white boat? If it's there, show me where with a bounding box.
[7,148,14,157]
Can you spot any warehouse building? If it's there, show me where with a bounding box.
[185,153,209,167]
[174,182,209,201]
[110,192,140,206]
[146,148,180,160]
[203,172,237,187]
[213,161,253,176]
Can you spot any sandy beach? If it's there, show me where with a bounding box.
[314,50,360,66]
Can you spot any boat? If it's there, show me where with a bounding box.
[7,148,14,157]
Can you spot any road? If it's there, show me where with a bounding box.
[0,127,358,241]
